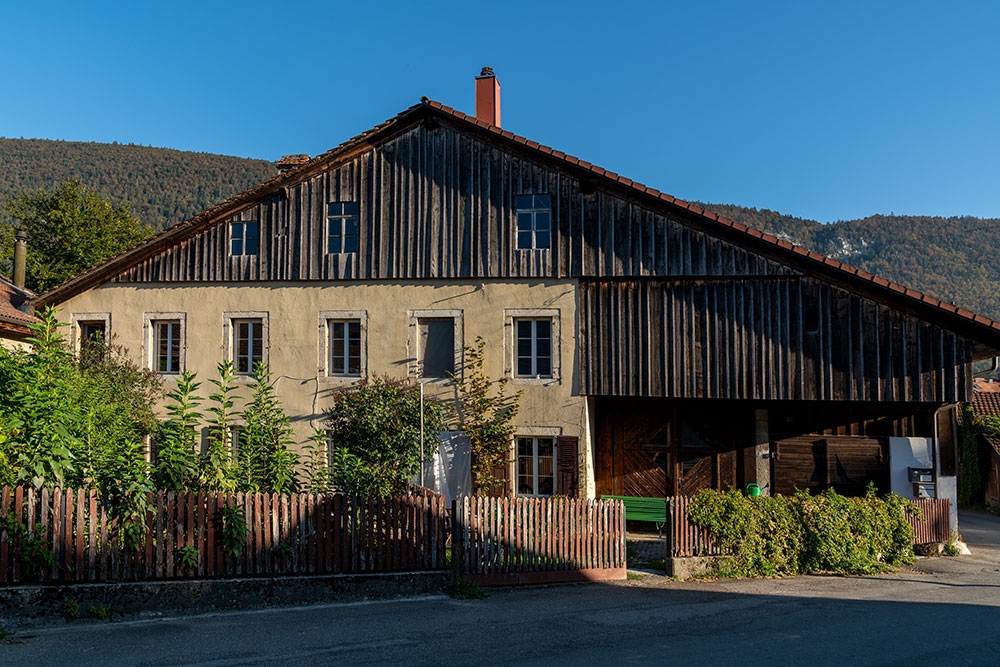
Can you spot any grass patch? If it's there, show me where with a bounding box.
[451,579,489,600]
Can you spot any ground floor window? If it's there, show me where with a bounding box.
[517,436,556,496]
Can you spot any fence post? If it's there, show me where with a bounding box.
[451,498,462,582]
[666,497,675,563]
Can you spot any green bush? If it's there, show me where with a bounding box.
[687,487,917,577]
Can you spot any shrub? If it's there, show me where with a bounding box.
[325,377,446,497]
[688,486,917,577]
[239,363,299,494]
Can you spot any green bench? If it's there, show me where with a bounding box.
[601,495,668,535]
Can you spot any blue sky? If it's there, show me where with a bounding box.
[2,1,999,223]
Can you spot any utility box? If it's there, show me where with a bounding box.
[908,467,934,483]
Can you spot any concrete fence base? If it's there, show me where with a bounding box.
[0,571,450,630]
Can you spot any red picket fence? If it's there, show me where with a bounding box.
[453,496,626,586]
[667,495,953,558]
[0,486,448,585]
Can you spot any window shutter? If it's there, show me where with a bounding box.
[557,436,580,498]
[488,460,510,497]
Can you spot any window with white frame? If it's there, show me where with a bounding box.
[517,436,556,496]
[515,194,551,250]
[515,318,552,378]
[153,319,182,374]
[327,202,359,253]
[231,220,259,256]
[329,319,362,376]
[233,318,264,374]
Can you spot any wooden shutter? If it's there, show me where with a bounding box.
[557,436,580,498]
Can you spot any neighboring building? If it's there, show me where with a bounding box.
[970,378,1000,509]
[32,70,1000,508]
[0,273,38,350]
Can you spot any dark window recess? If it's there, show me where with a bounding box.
[515,194,551,250]
[79,321,106,354]
[230,426,245,461]
[234,319,263,374]
[330,320,362,375]
[154,320,181,374]
[419,318,454,378]
[328,202,359,253]
[515,318,552,377]
[231,221,259,256]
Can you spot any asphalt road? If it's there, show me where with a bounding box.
[5,511,1000,667]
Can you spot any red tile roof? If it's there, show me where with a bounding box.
[0,276,38,327]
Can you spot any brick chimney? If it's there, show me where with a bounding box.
[276,154,311,173]
[475,67,500,127]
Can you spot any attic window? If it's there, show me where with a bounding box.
[515,194,551,250]
[231,221,259,256]
[328,202,359,253]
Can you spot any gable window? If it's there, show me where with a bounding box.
[154,320,182,374]
[233,318,264,374]
[231,220,259,256]
[517,436,556,496]
[515,318,552,378]
[418,318,455,378]
[515,194,551,250]
[329,319,362,376]
[327,202,359,253]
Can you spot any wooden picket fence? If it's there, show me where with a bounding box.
[453,496,627,586]
[667,495,954,558]
[0,486,448,585]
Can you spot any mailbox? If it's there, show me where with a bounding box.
[908,467,933,483]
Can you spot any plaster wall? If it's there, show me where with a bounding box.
[55,279,593,496]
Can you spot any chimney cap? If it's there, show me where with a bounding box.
[478,66,496,78]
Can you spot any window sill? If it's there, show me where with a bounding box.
[512,376,559,386]
[320,374,364,385]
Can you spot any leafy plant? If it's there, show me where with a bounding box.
[0,308,80,488]
[88,604,108,620]
[174,545,199,571]
[325,377,446,498]
[200,360,238,493]
[958,403,996,507]
[943,535,960,557]
[220,504,248,559]
[303,428,333,495]
[62,598,80,621]
[239,363,299,494]
[447,337,521,494]
[154,371,202,493]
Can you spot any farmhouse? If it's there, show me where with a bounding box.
[33,70,1000,512]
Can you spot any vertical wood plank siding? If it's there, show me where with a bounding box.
[112,124,796,283]
[580,279,973,403]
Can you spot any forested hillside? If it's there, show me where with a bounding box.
[0,138,275,231]
[702,203,1000,321]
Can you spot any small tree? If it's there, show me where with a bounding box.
[2,180,152,292]
[325,377,446,498]
[154,371,202,492]
[448,336,522,494]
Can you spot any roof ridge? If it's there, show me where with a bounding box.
[418,97,1000,335]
